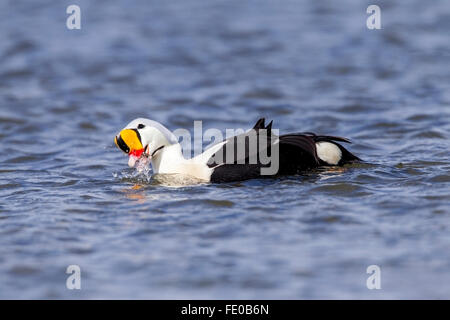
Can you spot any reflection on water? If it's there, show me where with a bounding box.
[0,0,449,299]
[122,184,147,203]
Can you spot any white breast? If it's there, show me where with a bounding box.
[152,144,214,182]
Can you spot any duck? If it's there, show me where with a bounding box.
[114,118,360,183]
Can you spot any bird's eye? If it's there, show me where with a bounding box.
[137,124,145,129]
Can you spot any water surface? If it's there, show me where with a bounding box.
[0,0,449,299]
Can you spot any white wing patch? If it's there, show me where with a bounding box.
[316,142,342,165]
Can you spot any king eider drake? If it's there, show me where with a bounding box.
[114,118,361,183]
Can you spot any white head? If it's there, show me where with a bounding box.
[114,118,178,167]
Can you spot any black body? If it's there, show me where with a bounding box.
[208,118,360,183]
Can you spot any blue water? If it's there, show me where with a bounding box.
[0,0,449,299]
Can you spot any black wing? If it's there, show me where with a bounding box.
[208,118,276,182]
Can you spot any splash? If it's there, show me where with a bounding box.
[113,154,208,187]
[113,158,153,184]
[134,156,151,174]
